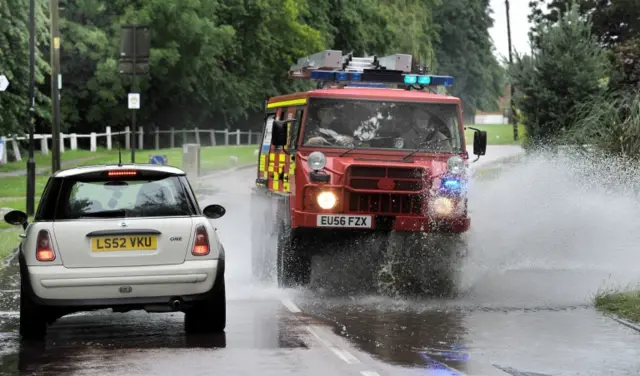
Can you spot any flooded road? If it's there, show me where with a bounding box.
[1,145,640,375]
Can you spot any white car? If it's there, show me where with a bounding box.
[4,164,227,340]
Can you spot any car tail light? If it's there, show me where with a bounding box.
[108,170,137,177]
[192,225,210,256]
[36,230,56,262]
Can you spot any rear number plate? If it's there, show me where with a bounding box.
[91,235,158,252]
[316,215,373,228]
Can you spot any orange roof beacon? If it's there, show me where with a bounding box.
[250,50,488,293]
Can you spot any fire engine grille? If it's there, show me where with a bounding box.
[347,166,427,192]
[347,192,424,215]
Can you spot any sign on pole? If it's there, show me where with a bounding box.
[0,75,9,92]
[128,93,140,109]
[149,154,168,166]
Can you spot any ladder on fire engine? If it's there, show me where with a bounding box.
[289,50,418,77]
[287,50,452,92]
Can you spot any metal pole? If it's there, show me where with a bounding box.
[26,0,36,216]
[49,0,61,172]
[131,25,137,163]
[505,0,518,141]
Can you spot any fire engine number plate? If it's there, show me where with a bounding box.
[316,215,373,228]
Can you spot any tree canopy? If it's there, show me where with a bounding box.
[0,0,505,137]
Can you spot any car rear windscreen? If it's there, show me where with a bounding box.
[54,175,194,219]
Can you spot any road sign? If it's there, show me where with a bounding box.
[0,75,9,92]
[128,93,140,109]
[149,154,168,165]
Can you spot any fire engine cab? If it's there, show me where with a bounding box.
[251,50,488,289]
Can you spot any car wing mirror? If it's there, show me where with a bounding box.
[4,210,29,230]
[466,127,487,162]
[203,204,226,219]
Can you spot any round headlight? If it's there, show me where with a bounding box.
[307,151,327,171]
[430,197,454,216]
[447,156,465,174]
[317,191,337,209]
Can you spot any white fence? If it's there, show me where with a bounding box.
[474,114,508,124]
[1,126,260,163]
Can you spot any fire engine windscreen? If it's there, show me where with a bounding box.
[303,98,463,153]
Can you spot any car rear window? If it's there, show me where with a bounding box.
[55,175,194,219]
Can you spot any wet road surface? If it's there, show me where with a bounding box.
[1,145,640,376]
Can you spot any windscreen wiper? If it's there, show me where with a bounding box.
[340,146,357,157]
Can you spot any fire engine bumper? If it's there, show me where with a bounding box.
[292,211,470,233]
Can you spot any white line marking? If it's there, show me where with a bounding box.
[360,372,380,376]
[306,326,361,365]
[280,298,301,313]
[0,311,19,317]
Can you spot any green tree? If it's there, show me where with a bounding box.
[509,4,608,145]
[433,0,505,117]
[0,0,51,136]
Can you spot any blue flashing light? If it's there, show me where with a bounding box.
[310,70,336,80]
[404,74,454,87]
[349,72,361,81]
[418,75,431,85]
[440,177,463,193]
[404,75,418,85]
[336,72,348,81]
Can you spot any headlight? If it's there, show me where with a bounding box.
[307,151,327,171]
[429,197,454,216]
[317,191,337,209]
[447,156,465,174]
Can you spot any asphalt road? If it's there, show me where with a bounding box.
[1,145,640,376]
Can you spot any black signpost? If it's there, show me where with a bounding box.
[119,24,150,163]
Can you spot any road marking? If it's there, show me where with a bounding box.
[306,326,361,365]
[280,297,301,313]
[360,372,381,376]
[0,311,19,317]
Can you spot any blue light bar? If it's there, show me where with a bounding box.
[309,69,454,87]
[309,69,454,88]
[405,74,453,87]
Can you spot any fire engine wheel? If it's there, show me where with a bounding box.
[276,224,311,288]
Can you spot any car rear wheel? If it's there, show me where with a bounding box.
[19,272,47,340]
[184,280,226,334]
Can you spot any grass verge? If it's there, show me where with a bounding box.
[464,123,526,145]
[594,289,640,324]
[0,228,20,263]
[0,145,257,198]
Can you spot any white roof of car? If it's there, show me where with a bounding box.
[52,164,187,178]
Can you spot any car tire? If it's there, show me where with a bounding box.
[277,223,311,288]
[19,272,47,341]
[184,279,226,334]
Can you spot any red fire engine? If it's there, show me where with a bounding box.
[250,50,487,289]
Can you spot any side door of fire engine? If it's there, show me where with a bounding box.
[261,105,304,194]
[256,108,277,187]
[283,106,304,195]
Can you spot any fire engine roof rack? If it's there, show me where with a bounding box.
[288,50,454,91]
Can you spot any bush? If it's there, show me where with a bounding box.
[564,90,640,159]
[508,4,608,147]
